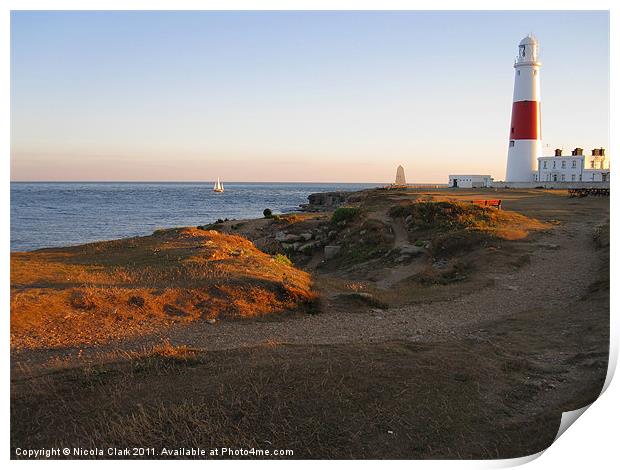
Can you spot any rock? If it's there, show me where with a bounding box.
[127,295,145,307]
[306,191,350,208]
[399,244,425,256]
[405,215,413,225]
[206,318,217,324]
[324,245,341,259]
[275,232,301,243]
[359,229,367,236]
[298,241,319,253]
[299,232,313,241]
[432,259,449,269]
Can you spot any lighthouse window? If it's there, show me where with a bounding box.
[509,140,515,147]
[517,70,521,76]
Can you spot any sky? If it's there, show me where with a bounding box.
[10,10,609,183]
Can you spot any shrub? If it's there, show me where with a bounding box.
[332,207,360,224]
[263,208,273,218]
[273,253,293,266]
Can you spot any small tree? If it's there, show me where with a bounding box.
[263,208,273,218]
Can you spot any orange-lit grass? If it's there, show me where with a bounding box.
[11,228,317,350]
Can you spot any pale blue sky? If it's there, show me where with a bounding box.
[11,10,609,182]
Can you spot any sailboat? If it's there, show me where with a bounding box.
[213,177,224,193]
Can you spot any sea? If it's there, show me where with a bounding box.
[10,182,379,252]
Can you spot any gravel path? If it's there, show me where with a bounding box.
[161,220,598,350]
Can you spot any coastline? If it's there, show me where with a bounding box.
[10,187,610,459]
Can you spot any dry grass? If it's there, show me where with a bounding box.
[11,314,608,459]
[390,200,548,240]
[11,227,317,350]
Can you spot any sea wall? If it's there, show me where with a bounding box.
[491,181,610,189]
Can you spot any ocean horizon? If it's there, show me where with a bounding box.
[10,181,380,251]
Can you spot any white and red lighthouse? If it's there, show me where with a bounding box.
[505,35,542,182]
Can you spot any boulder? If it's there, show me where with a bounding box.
[275,231,301,243]
[299,232,313,241]
[324,245,341,260]
[298,241,320,254]
[399,244,425,256]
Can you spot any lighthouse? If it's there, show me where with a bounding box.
[505,35,542,182]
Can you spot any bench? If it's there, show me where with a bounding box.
[568,188,610,198]
[471,199,502,210]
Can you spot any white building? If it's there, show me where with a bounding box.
[536,148,610,183]
[448,175,493,188]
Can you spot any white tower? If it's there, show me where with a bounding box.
[505,35,542,182]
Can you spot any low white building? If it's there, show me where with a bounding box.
[448,175,493,188]
[536,148,610,183]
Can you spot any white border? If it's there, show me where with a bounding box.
[3,1,617,468]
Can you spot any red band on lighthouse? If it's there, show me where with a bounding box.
[509,101,540,140]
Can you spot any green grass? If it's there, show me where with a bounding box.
[331,207,360,224]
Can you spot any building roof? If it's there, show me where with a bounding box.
[519,34,538,46]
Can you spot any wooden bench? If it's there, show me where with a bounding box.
[471,199,502,210]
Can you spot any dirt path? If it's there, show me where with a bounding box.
[167,220,597,347]
[12,218,600,373]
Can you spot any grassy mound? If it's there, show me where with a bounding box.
[11,228,317,350]
[390,201,548,257]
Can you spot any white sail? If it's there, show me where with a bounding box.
[213,177,224,192]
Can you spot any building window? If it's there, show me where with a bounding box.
[561,174,565,181]
[543,161,547,169]
[553,161,556,169]
[571,174,576,181]
[572,160,577,168]
[579,175,582,181]
[534,174,538,181]
[561,161,566,169]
